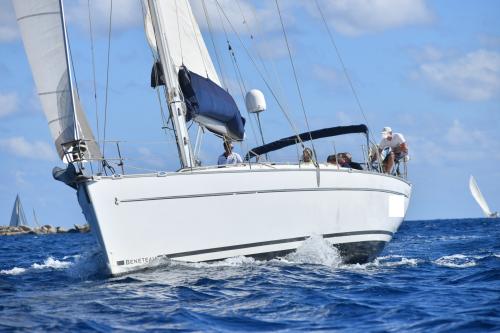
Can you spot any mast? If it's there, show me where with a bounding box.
[147,0,194,169]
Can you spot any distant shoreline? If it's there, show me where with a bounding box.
[0,224,90,236]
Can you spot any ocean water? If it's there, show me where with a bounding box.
[1,218,499,332]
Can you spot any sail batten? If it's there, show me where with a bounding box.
[13,0,101,162]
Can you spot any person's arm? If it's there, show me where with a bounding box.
[236,153,243,163]
[394,134,408,154]
[400,142,408,153]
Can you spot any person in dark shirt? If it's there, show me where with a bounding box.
[340,152,364,170]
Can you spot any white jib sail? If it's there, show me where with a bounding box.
[13,0,101,162]
[145,0,221,87]
[9,195,28,227]
[469,175,493,217]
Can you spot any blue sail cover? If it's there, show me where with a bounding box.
[178,67,245,141]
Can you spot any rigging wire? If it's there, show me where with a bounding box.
[214,3,259,147]
[314,0,376,145]
[87,0,100,171]
[214,0,305,150]
[274,0,315,150]
[102,0,113,169]
[200,0,227,90]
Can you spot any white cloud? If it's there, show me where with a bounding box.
[0,1,19,42]
[308,0,433,36]
[411,45,445,62]
[409,120,500,166]
[335,111,353,125]
[66,0,142,36]
[417,49,500,101]
[191,0,287,36]
[136,146,166,168]
[0,92,18,118]
[445,119,487,146]
[0,137,56,161]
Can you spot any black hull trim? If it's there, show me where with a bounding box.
[247,240,387,264]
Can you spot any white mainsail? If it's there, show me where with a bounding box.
[469,175,496,217]
[9,195,28,227]
[13,0,101,162]
[144,0,221,86]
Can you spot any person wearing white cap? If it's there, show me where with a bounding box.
[378,127,408,174]
[218,140,243,166]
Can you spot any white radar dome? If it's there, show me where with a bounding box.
[245,89,266,114]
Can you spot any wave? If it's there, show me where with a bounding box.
[0,267,27,275]
[0,256,73,276]
[373,255,421,267]
[433,254,477,268]
[282,234,342,267]
[32,257,72,270]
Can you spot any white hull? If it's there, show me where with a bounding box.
[77,165,411,275]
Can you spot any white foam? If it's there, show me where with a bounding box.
[283,234,342,267]
[434,254,477,268]
[31,257,72,270]
[0,267,27,275]
[374,255,421,267]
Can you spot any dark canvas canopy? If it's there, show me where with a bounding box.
[178,67,245,141]
[245,124,368,160]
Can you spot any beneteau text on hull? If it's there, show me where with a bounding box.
[14,0,412,275]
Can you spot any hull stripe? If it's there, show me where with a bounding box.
[117,187,408,204]
[116,230,393,265]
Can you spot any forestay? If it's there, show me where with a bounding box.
[13,0,100,162]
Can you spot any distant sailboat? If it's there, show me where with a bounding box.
[32,208,41,227]
[9,194,29,227]
[469,176,498,218]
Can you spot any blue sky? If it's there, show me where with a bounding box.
[0,0,499,227]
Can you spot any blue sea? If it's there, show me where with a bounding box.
[1,218,499,332]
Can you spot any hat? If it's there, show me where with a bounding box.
[381,127,392,135]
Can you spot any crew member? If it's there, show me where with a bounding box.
[379,127,408,173]
[218,140,243,165]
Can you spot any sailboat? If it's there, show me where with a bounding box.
[13,0,412,275]
[469,176,498,218]
[9,194,29,228]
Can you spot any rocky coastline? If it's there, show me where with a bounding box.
[0,224,90,236]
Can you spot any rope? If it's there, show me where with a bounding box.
[102,0,113,166]
[87,0,100,171]
[214,4,259,147]
[275,0,318,166]
[214,0,305,150]
[314,0,376,145]
[201,0,227,89]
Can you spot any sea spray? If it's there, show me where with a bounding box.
[284,234,342,267]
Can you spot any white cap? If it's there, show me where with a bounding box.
[381,126,392,135]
